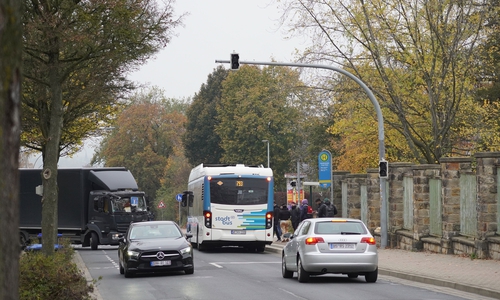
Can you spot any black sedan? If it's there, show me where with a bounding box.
[118,220,194,278]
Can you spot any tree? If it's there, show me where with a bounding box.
[183,66,228,166]
[155,146,191,224]
[279,0,495,170]
[474,0,500,150]
[0,1,22,298]
[93,88,189,207]
[22,0,183,255]
[216,65,306,188]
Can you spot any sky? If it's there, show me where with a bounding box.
[53,0,307,167]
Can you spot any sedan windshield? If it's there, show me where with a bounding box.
[129,224,181,240]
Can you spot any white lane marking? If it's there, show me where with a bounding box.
[102,249,120,270]
[210,261,280,269]
[211,261,281,265]
[278,288,308,300]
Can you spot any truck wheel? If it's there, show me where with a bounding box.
[91,232,99,250]
[19,233,28,249]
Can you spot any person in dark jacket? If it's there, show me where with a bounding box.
[290,203,300,231]
[316,198,327,218]
[273,202,282,242]
[324,198,338,217]
[300,199,310,222]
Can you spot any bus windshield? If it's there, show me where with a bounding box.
[209,178,269,205]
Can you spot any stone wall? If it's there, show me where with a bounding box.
[334,152,500,260]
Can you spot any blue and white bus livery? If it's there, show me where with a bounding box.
[187,164,274,252]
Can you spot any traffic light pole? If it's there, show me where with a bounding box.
[215,58,389,248]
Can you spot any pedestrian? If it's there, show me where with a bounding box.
[279,204,291,239]
[315,198,327,218]
[324,198,338,217]
[290,202,300,231]
[273,202,282,242]
[300,199,310,222]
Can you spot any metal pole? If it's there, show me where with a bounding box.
[262,140,270,168]
[267,142,270,168]
[215,59,388,248]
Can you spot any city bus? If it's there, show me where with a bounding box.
[187,163,274,252]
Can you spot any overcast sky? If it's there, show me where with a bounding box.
[128,0,305,99]
[55,0,306,167]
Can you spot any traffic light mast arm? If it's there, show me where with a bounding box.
[215,56,389,249]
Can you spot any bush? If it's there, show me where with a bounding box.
[19,239,95,300]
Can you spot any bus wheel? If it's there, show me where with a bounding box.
[256,245,265,253]
[198,239,208,251]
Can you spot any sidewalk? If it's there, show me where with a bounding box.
[266,241,500,299]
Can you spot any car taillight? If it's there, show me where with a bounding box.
[360,237,376,245]
[305,237,325,245]
[265,212,272,229]
[204,210,212,228]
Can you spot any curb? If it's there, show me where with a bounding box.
[377,269,500,300]
[265,245,499,299]
[73,250,103,300]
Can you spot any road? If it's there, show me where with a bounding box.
[77,246,495,300]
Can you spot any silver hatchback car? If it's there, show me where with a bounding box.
[282,218,378,283]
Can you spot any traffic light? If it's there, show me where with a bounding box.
[230,53,239,70]
[182,191,193,207]
[379,160,388,178]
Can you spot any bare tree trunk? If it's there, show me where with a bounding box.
[0,1,22,299]
[41,36,64,256]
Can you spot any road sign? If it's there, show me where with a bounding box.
[158,201,165,209]
[318,150,332,188]
[176,193,183,202]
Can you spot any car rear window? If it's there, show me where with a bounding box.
[315,221,368,235]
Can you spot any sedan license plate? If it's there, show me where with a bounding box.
[330,243,355,249]
[231,230,246,235]
[151,260,171,267]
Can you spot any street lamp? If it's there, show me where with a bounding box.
[262,140,270,168]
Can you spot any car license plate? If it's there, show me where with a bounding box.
[330,243,355,249]
[151,260,171,266]
[231,230,246,234]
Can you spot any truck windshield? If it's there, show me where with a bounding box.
[111,196,147,213]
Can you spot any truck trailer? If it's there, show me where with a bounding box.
[19,167,150,250]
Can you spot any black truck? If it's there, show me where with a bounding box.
[19,167,151,250]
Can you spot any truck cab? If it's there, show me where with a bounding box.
[19,168,150,250]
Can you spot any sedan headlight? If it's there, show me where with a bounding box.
[127,250,140,260]
[180,246,192,255]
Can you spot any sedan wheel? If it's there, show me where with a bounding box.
[297,256,309,283]
[365,268,378,283]
[282,254,293,278]
[124,264,134,278]
[185,267,194,275]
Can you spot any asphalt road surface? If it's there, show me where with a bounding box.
[77,245,496,300]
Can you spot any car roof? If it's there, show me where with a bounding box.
[306,218,365,223]
[131,221,177,227]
